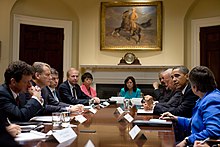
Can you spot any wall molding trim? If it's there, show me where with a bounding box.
[13,14,72,81]
[191,16,220,67]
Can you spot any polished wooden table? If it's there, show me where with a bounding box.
[17,105,175,147]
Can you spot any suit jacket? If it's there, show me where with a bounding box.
[58,80,90,105]
[30,81,70,115]
[45,86,62,102]
[153,90,183,115]
[0,84,42,122]
[154,84,199,118]
[153,87,173,103]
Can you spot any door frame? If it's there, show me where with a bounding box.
[13,14,72,81]
[191,16,220,67]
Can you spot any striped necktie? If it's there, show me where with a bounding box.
[72,87,78,99]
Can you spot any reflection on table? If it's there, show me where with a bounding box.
[17,104,175,147]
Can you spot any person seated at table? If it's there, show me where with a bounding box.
[0,113,21,146]
[59,68,100,105]
[0,61,44,122]
[80,72,97,98]
[30,62,84,114]
[160,66,220,146]
[153,68,175,103]
[119,76,142,99]
[46,68,62,102]
[142,66,198,118]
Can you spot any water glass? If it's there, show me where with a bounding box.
[89,99,95,106]
[123,99,130,112]
[61,111,71,127]
[52,112,62,130]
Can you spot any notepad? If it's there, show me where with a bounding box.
[15,130,47,141]
[30,116,52,122]
[133,119,172,127]
[131,98,142,106]
[137,109,153,115]
[109,97,125,104]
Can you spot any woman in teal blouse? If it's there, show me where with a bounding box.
[119,76,142,99]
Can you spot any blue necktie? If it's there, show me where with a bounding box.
[53,90,59,102]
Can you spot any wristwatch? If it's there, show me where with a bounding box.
[185,137,190,145]
[124,53,135,64]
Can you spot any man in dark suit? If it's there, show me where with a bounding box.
[30,62,84,115]
[143,66,199,118]
[59,68,100,105]
[46,68,62,102]
[0,61,43,122]
[152,68,175,103]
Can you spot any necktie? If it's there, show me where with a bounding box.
[73,87,78,99]
[16,95,20,106]
[53,90,59,102]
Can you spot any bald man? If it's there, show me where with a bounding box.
[59,68,100,105]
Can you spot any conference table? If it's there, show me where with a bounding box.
[17,104,176,147]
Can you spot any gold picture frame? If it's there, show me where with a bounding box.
[100,1,162,51]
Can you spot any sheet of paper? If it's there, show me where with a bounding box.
[30,116,52,122]
[109,97,125,104]
[89,108,97,114]
[75,115,87,123]
[149,119,166,123]
[137,109,153,114]
[131,98,142,105]
[52,128,77,144]
[84,106,92,109]
[15,130,47,141]
[116,107,124,114]
[124,113,134,123]
[129,125,141,140]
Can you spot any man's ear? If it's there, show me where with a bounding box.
[35,72,40,80]
[10,78,16,86]
[193,85,198,92]
[185,73,189,80]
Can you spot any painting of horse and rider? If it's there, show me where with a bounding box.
[101,2,162,51]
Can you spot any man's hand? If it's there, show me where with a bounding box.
[92,97,100,104]
[143,95,154,110]
[6,124,21,137]
[28,86,42,102]
[153,82,159,89]
[69,104,84,113]
[159,112,177,121]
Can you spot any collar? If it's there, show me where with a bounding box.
[182,84,188,95]
[10,88,18,99]
[68,81,74,89]
[48,86,55,92]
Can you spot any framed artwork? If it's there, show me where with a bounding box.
[100,1,162,51]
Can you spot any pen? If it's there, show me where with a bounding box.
[7,117,12,125]
[200,137,210,144]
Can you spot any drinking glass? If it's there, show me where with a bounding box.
[52,112,62,130]
[123,99,130,112]
[61,111,71,127]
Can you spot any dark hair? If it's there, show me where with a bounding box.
[173,66,189,75]
[51,68,59,76]
[4,60,34,85]
[189,66,217,92]
[124,76,137,92]
[81,72,93,82]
